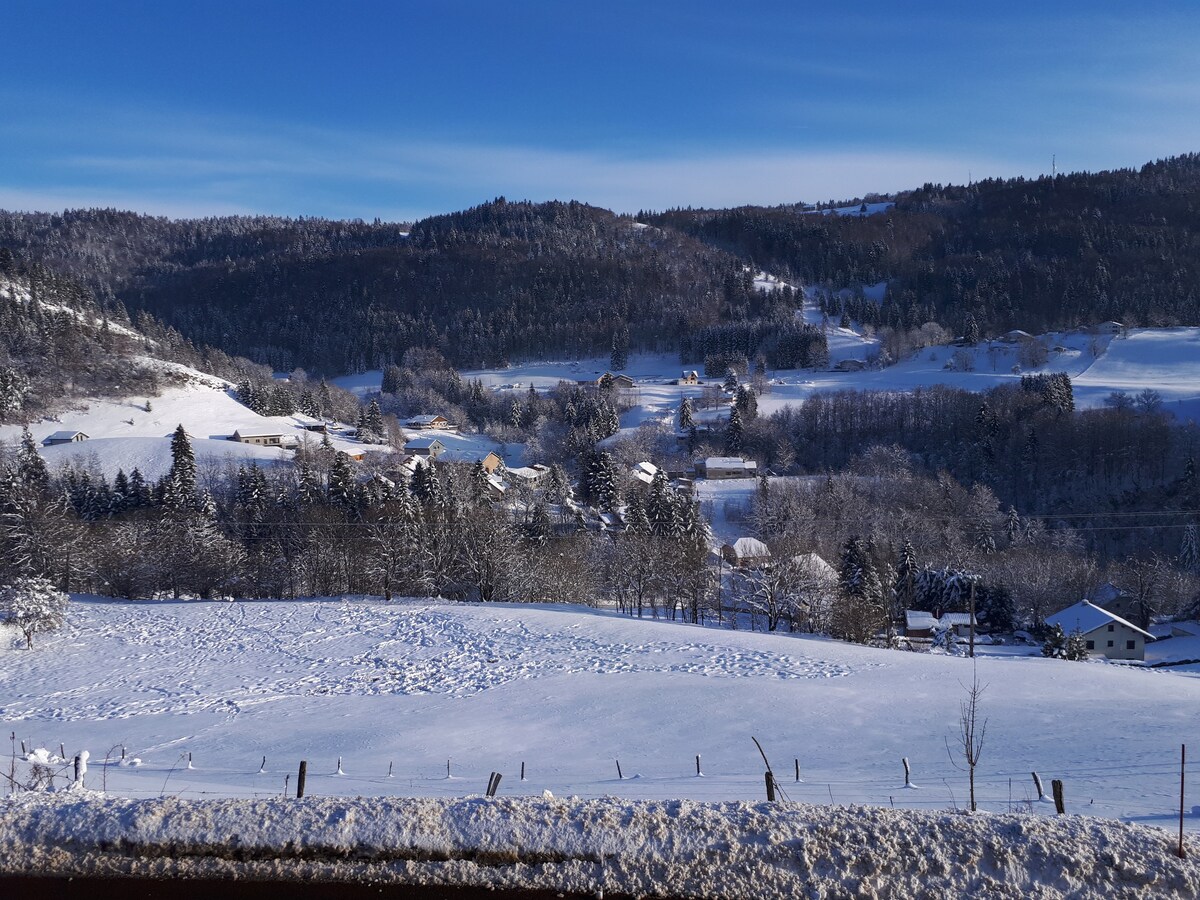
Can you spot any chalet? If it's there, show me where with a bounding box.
[404,436,445,459]
[676,371,701,385]
[904,610,979,640]
[478,451,503,474]
[833,358,866,373]
[699,456,758,480]
[390,454,428,481]
[721,537,771,569]
[1045,599,1154,661]
[1097,321,1125,335]
[630,461,659,486]
[43,430,88,446]
[231,427,289,447]
[406,414,455,431]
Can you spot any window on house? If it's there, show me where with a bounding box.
[1107,640,1114,648]
[1108,624,1114,632]
[1086,640,1094,650]
[1126,640,1136,651]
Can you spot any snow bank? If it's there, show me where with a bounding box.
[1,793,1195,898]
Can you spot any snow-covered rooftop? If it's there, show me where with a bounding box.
[1046,600,1154,640]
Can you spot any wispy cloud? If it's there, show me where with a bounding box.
[0,102,1033,220]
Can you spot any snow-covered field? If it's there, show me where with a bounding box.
[336,322,1200,437]
[3,597,1198,835]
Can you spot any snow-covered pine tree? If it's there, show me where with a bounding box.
[16,428,49,492]
[1065,628,1090,661]
[678,397,694,431]
[167,424,197,504]
[1179,523,1199,573]
[327,452,356,507]
[1041,624,1068,659]
[724,404,745,456]
[0,367,30,419]
[646,469,677,537]
[893,539,918,613]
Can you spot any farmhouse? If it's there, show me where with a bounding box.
[1045,599,1154,661]
[477,451,503,474]
[721,537,771,569]
[1097,321,1125,335]
[699,457,758,479]
[43,430,88,446]
[676,371,700,385]
[403,436,445,459]
[406,414,455,431]
[231,427,290,447]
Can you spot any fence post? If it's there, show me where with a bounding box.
[1051,779,1065,815]
[902,757,911,788]
[616,759,623,780]
[765,771,776,802]
[1179,744,1188,860]
[296,760,307,799]
[696,755,702,776]
[1031,771,1045,801]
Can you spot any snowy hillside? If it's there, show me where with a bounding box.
[3,597,1198,834]
[0,361,382,480]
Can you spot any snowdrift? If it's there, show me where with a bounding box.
[2,792,1197,899]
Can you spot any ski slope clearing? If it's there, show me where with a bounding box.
[3,597,1198,834]
[3,793,1197,899]
[0,365,380,480]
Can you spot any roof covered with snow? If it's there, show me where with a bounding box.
[726,537,770,559]
[1046,600,1154,640]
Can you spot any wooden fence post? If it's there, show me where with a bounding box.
[765,771,776,802]
[1031,771,1045,801]
[696,755,702,776]
[1179,744,1188,860]
[296,760,307,799]
[1051,779,1065,815]
[902,757,911,788]
[616,759,623,780]
[521,761,525,781]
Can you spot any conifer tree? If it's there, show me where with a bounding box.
[166,424,197,507]
[724,404,745,456]
[678,397,694,431]
[16,428,48,492]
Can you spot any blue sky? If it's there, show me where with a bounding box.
[3,1,1199,221]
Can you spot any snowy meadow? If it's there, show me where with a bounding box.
[3,596,1198,834]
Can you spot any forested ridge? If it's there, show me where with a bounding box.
[0,200,753,374]
[647,153,1200,338]
[4,154,1199,375]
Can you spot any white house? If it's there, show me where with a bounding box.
[1045,599,1154,661]
[231,427,289,447]
[43,430,88,446]
[404,436,446,459]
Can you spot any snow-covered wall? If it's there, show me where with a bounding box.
[2,793,1196,898]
